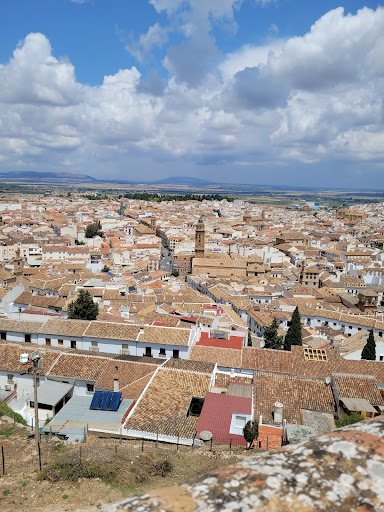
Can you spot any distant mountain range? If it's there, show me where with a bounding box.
[0,171,98,183]
[149,176,216,186]
[0,171,217,187]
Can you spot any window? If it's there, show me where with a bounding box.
[7,374,14,384]
[303,348,328,361]
[159,348,166,357]
[25,334,31,343]
[91,341,99,353]
[1,331,7,340]
[380,355,384,362]
[45,338,51,346]
[58,339,63,346]
[122,343,129,355]
[86,383,95,393]
[234,415,247,429]
[71,340,77,349]
[145,347,152,357]
[173,349,179,359]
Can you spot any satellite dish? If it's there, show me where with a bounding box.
[325,376,331,385]
[260,340,265,348]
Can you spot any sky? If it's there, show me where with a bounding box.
[0,0,383,189]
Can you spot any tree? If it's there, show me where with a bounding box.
[85,221,103,239]
[243,420,258,449]
[68,290,99,320]
[101,265,110,273]
[172,271,179,277]
[263,319,283,350]
[284,307,302,351]
[361,329,376,360]
[247,331,252,347]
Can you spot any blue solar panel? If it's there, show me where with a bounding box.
[109,392,122,412]
[90,391,103,410]
[99,391,113,411]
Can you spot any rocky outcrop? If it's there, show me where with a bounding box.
[106,415,384,512]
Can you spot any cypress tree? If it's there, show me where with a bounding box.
[68,290,99,320]
[361,330,376,360]
[263,319,283,350]
[284,307,302,351]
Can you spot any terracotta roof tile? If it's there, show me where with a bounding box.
[126,368,211,436]
[190,345,242,368]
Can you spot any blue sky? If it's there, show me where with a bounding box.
[0,0,383,188]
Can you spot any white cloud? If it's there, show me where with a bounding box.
[0,6,383,185]
[219,40,285,81]
[0,33,82,106]
[126,23,169,62]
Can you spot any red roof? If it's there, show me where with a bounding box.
[152,321,170,327]
[197,392,252,446]
[180,316,198,323]
[197,331,243,350]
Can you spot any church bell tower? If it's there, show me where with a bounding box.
[195,217,205,258]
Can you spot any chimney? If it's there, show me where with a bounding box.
[114,365,119,392]
[274,402,284,424]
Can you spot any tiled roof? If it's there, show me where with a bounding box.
[242,347,293,373]
[290,345,341,379]
[83,322,141,341]
[39,319,90,337]
[297,377,335,413]
[190,345,242,368]
[48,353,110,381]
[214,374,252,389]
[126,368,211,436]
[95,359,158,399]
[0,318,45,334]
[332,373,384,406]
[162,358,215,374]
[253,371,335,425]
[0,345,60,374]
[137,325,191,346]
[253,371,302,424]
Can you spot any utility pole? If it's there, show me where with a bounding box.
[20,351,42,471]
[33,360,41,470]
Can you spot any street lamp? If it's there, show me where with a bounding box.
[20,351,42,470]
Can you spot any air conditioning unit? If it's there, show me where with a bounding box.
[5,384,12,391]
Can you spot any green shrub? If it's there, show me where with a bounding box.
[0,403,28,426]
[335,412,364,428]
[0,426,15,437]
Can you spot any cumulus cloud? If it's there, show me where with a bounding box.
[0,33,82,106]
[143,0,244,86]
[0,6,383,185]
[125,23,169,62]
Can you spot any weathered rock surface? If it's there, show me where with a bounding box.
[106,416,384,512]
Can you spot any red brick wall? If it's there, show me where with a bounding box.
[254,425,283,450]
